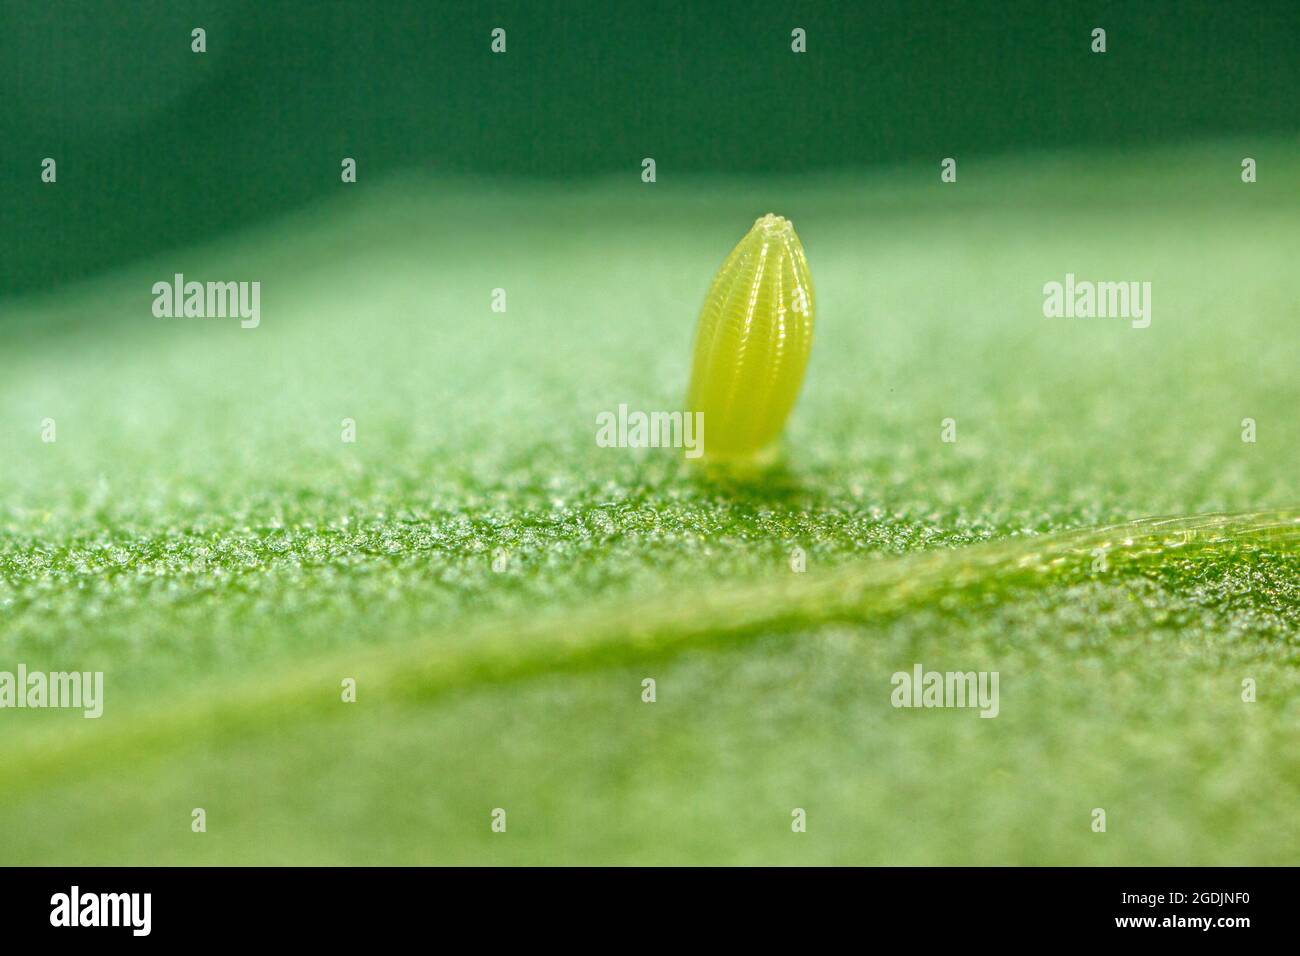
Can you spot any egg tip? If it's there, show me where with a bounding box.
[754,213,794,236]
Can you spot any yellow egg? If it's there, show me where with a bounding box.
[685,214,815,462]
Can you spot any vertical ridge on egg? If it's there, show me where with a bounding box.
[686,213,815,461]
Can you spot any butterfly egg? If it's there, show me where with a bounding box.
[686,213,815,462]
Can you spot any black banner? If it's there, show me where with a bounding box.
[0,867,1288,942]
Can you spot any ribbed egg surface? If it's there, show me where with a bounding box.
[685,214,816,461]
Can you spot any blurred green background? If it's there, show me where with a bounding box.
[2,0,1298,296]
[0,2,1297,865]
